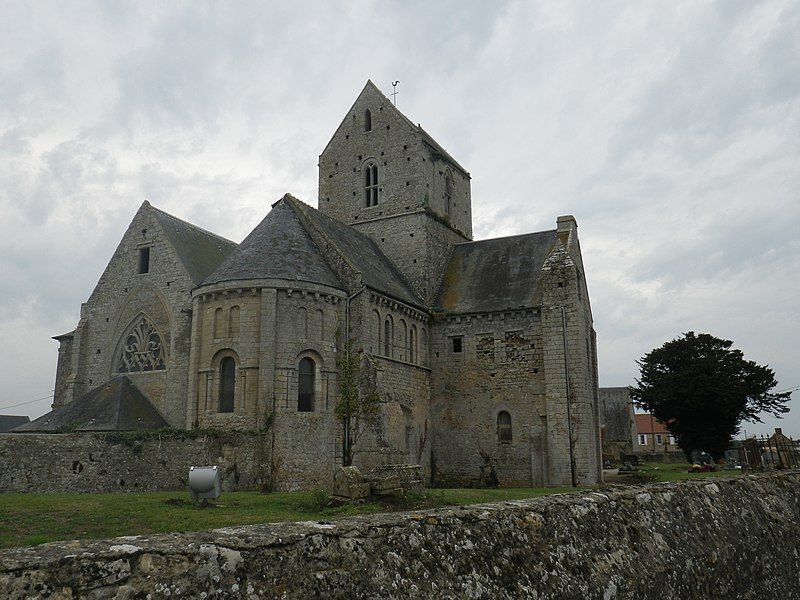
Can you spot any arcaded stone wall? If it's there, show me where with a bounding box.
[2,473,799,599]
[350,292,432,479]
[0,432,270,493]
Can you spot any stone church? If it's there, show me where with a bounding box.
[27,81,602,488]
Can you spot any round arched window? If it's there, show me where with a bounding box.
[498,411,512,442]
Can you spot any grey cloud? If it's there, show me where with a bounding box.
[1,1,798,438]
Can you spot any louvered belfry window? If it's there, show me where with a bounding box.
[364,163,379,207]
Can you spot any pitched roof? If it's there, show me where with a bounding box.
[202,198,343,289]
[0,415,29,433]
[12,377,169,432]
[288,197,425,307]
[367,80,469,176]
[635,414,669,435]
[435,230,559,314]
[150,204,238,285]
[325,81,469,177]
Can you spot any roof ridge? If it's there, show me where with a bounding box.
[284,196,426,307]
[199,197,342,290]
[148,204,237,247]
[282,195,363,278]
[453,229,558,246]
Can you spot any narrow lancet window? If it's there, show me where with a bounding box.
[298,357,315,412]
[498,411,512,442]
[219,357,235,413]
[229,306,241,338]
[138,247,150,274]
[364,109,372,132]
[364,163,379,207]
[444,173,453,216]
[384,316,393,357]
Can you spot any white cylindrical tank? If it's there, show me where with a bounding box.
[188,465,221,500]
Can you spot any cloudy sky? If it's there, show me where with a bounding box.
[1,1,798,436]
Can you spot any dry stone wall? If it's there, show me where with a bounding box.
[1,473,799,599]
[0,432,270,493]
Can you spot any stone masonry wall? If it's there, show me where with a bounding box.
[540,218,603,486]
[318,82,471,304]
[0,432,270,493]
[56,203,198,427]
[430,309,547,487]
[2,473,799,599]
[350,292,432,479]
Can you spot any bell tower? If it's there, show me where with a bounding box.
[318,80,472,305]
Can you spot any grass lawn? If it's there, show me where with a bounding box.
[0,486,580,549]
[635,462,739,482]
[0,465,742,549]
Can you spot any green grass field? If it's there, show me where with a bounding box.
[0,464,741,549]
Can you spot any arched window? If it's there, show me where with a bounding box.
[373,309,381,354]
[315,309,325,340]
[298,357,315,412]
[219,357,235,413]
[229,306,240,338]
[364,109,372,132]
[117,315,166,373]
[399,320,407,361]
[213,307,224,338]
[364,163,379,207]
[409,325,417,364]
[498,411,512,442]
[445,172,453,215]
[384,316,393,357]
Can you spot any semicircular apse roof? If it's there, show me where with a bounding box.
[201,198,343,289]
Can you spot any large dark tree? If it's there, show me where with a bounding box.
[630,332,790,461]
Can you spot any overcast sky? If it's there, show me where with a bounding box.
[1,1,798,436]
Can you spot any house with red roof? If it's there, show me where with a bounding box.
[634,413,681,455]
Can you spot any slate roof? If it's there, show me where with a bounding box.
[288,197,425,307]
[150,205,238,285]
[435,230,559,314]
[0,415,29,433]
[202,198,343,289]
[202,195,424,308]
[13,377,169,432]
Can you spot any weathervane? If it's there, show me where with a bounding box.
[391,81,400,106]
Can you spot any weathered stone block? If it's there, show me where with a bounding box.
[332,466,369,499]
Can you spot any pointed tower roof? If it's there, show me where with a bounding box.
[147,204,238,285]
[13,377,169,432]
[202,195,343,289]
[323,80,469,176]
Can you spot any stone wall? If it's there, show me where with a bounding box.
[318,81,471,304]
[430,309,548,487]
[600,386,636,456]
[0,432,270,493]
[53,202,203,428]
[2,473,799,599]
